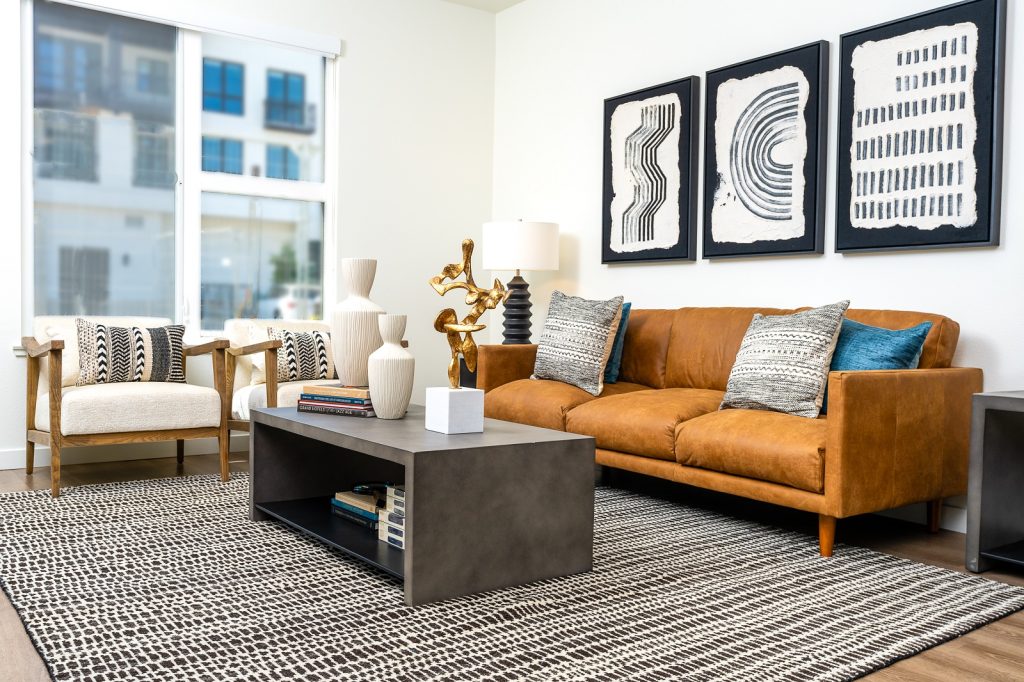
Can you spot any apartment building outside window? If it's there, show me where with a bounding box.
[266,145,299,181]
[201,137,243,174]
[202,58,244,114]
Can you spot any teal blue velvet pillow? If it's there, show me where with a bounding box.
[603,302,631,383]
[822,319,932,413]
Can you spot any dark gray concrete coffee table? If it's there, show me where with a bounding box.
[249,405,595,605]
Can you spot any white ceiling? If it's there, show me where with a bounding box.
[442,0,526,13]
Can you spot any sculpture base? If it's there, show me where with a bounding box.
[425,387,484,434]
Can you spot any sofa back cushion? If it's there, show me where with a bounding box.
[843,309,958,368]
[617,309,674,389]
[664,307,797,391]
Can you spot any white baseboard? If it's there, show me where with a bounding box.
[875,500,967,534]
[0,434,250,470]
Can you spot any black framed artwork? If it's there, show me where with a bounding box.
[836,0,1006,252]
[702,42,829,259]
[602,76,700,263]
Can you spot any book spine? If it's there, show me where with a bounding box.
[300,394,372,405]
[305,386,371,399]
[386,497,406,515]
[331,499,378,520]
[379,510,405,526]
[386,485,406,500]
[298,404,376,418]
[385,535,406,550]
[332,507,378,529]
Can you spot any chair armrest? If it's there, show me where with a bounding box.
[227,339,283,357]
[824,367,983,518]
[477,344,537,393]
[22,337,65,358]
[183,338,230,356]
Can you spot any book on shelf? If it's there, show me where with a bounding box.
[386,495,406,515]
[331,497,378,520]
[378,521,405,550]
[331,505,378,530]
[299,393,372,406]
[299,399,374,412]
[379,509,405,527]
[387,485,406,500]
[298,402,376,418]
[302,383,371,400]
[335,491,379,514]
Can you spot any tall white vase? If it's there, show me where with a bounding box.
[331,258,384,386]
[368,314,415,419]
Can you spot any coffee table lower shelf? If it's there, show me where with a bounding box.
[980,539,1024,569]
[255,497,405,580]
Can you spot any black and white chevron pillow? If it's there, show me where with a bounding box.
[76,319,186,386]
[267,328,335,383]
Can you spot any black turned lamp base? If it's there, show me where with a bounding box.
[502,274,533,344]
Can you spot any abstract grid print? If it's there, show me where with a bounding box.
[609,92,681,253]
[268,327,335,382]
[75,319,185,385]
[1,475,1023,682]
[712,66,809,244]
[850,22,979,229]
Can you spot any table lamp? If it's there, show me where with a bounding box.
[481,220,559,344]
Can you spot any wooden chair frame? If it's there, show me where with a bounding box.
[225,339,283,432]
[24,336,232,498]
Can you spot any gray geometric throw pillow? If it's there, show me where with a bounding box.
[532,291,624,396]
[720,300,850,418]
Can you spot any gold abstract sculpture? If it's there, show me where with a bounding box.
[429,239,509,389]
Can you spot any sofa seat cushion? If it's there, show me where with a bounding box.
[36,383,221,436]
[566,388,724,461]
[675,409,827,493]
[484,379,648,431]
[232,379,339,420]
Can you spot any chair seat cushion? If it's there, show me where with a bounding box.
[36,383,221,436]
[566,388,724,461]
[484,379,648,431]
[232,379,338,420]
[675,409,827,493]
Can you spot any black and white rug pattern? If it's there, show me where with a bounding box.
[1,475,1022,681]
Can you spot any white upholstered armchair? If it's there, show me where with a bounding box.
[24,316,231,497]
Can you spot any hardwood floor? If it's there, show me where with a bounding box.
[0,457,1020,681]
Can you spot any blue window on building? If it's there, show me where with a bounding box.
[266,145,299,180]
[266,70,305,125]
[36,35,101,95]
[203,59,244,114]
[202,137,243,174]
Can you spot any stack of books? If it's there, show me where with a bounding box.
[331,490,379,529]
[298,384,375,418]
[378,485,406,550]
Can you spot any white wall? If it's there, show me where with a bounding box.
[0,0,495,469]
[491,0,1022,394]
[491,0,1020,531]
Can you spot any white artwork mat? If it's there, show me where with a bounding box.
[849,22,979,230]
[608,92,681,253]
[711,65,809,245]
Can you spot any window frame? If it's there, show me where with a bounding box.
[21,0,339,337]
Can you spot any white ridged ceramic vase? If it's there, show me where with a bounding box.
[331,258,384,386]
[368,315,415,419]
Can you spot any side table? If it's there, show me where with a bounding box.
[966,391,1024,573]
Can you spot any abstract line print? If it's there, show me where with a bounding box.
[609,92,681,253]
[850,22,978,230]
[711,66,808,244]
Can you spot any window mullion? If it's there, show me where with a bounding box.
[180,29,203,332]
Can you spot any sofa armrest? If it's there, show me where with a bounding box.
[477,344,537,393]
[227,339,283,357]
[183,338,230,356]
[22,337,65,358]
[824,367,982,518]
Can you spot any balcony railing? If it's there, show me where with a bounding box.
[264,101,317,134]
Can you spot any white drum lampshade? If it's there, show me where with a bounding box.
[481,220,559,345]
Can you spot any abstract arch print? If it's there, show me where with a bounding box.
[608,92,682,254]
[712,66,809,244]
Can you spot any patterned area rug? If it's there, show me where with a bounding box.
[1,475,1022,682]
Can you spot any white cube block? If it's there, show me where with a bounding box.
[425,387,484,434]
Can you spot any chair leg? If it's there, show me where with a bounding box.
[50,440,61,498]
[818,514,837,557]
[26,441,34,475]
[176,439,185,466]
[927,499,942,533]
[218,427,230,482]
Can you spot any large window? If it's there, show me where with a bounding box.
[29,2,333,333]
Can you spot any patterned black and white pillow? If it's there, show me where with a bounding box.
[720,301,850,418]
[76,319,185,385]
[532,291,624,396]
[267,328,335,383]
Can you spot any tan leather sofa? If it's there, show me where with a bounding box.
[478,307,982,556]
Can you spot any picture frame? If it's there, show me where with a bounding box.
[836,0,1006,253]
[702,41,829,259]
[602,76,700,263]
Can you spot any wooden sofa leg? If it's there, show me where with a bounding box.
[26,442,34,475]
[218,428,230,482]
[50,440,61,498]
[176,439,185,466]
[927,499,942,534]
[818,515,836,557]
